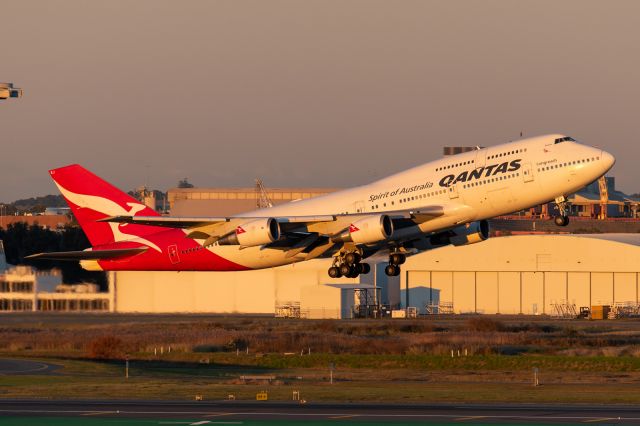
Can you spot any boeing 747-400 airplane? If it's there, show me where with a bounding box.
[28,134,615,278]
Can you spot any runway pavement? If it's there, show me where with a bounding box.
[0,358,60,375]
[1,399,640,424]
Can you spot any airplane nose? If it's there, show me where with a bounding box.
[601,150,615,172]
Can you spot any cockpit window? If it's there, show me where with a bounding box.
[554,136,576,144]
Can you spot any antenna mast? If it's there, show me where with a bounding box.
[255,178,273,209]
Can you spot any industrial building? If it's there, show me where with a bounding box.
[523,177,639,219]
[109,261,399,319]
[0,214,71,230]
[402,234,640,315]
[0,241,112,312]
[167,185,339,216]
[106,234,640,318]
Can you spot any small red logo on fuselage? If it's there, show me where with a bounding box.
[349,224,359,233]
[236,226,246,234]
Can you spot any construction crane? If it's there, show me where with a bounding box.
[598,176,609,219]
[0,83,22,100]
[255,178,273,209]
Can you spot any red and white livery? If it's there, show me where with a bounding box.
[29,134,615,278]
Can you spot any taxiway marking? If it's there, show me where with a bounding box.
[81,411,114,416]
[454,416,488,421]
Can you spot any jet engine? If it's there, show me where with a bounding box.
[333,215,394,245]
[448,220,489,246]
[218,218,280,247]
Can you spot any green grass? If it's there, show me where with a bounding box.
[143,351,640,372]
[4,314,640,406]
[2,356,640,404]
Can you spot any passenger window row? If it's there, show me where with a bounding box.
[537,156,599,172]
[435,159,475,172]
[462,172,520,189]
[370,189,449,210]
[487,148,526,160]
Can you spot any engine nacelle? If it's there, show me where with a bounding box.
[333,215,394,245]
[218,218,280,247]
[449,220,490,246]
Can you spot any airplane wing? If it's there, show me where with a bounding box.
[98,215,337,229]
[99,205,449,250]
[99,207,445,236]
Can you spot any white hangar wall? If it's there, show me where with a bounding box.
[111,234,640,317]
[401,234,640,315]
[111,260,401,318]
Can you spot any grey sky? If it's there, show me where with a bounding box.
[1,0,639,202]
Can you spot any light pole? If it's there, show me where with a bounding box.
[1,82,21,227]
[0,83,22,100]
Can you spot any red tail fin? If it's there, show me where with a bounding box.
[49,164,160,247]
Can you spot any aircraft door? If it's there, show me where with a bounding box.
[523,163,534,183]
[353,200,366,214]
[168,244,181,264]
[448,183,459,199]
[475,148,487,168]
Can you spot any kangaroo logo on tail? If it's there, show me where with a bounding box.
[50,165,162,251]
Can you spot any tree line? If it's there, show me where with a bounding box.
[0,222,107,290]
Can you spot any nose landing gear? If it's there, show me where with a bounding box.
[554,215,569,227]
[327,251,371,278]
[553,196,570,227]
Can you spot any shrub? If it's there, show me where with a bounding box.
[87,336,125,360]
[465,317,505,332]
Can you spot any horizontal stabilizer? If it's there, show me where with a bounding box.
[25,247,148,261]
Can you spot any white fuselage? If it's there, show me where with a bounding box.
[210,134,615,268]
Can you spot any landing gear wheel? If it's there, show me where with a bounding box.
[345,252,361,265]
[360,263,371,274]
[390,253,406,265]
[385,264,399,277]
[553,196,570,227]
[339,264,352,277]
[346,266,360,278]
[328,266,341,278]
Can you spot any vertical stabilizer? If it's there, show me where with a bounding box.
[49,164,162,247]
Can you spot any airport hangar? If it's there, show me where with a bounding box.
[107,186,640,318]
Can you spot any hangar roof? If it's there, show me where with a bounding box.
[571,233,640,246]
[405,233,640,273]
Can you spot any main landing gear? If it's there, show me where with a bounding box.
[384,252,405,277]
[328,251,371,278]
[553,195,570,227]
